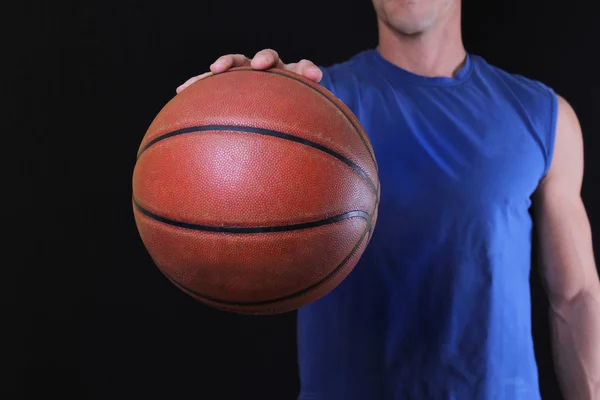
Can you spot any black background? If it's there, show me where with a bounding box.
[10,0,599,399]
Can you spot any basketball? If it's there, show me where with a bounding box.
[132,67,379,315]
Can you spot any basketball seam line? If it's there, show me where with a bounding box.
[224,69,381,211]
[248,68,378,171]
[134,198,371,233]
[136,124,378,195]
[227,69,380,209]
[159,227,371,307]
[179,67,378,172]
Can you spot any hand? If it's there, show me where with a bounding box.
[176,48,323,93]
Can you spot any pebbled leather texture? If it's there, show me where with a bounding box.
[132,67,379,314]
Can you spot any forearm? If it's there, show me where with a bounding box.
[551,286,600,400]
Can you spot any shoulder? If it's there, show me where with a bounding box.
[317,50,376,96]
[474,56,560,170]
[472,55,557,110]
[543,94,583,182]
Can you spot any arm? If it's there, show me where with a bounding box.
[532,95,600,400]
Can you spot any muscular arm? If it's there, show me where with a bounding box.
[532,95,600,400]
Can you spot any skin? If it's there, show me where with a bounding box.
[533,96,600,400]
[177,1,600,397]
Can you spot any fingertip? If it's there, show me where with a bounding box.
[314,71,324,82]
[305,67,323,82]
[251,55,271,70]
[210,59,229,73]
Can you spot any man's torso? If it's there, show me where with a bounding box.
[297,49,558,400]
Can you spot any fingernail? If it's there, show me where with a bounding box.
[213,58,227,65]
[254,55,269,64]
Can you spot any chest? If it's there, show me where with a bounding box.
[348,86,546,212]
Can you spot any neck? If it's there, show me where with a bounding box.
[376,8,466,78]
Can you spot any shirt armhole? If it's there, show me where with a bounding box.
[540,86,559,180]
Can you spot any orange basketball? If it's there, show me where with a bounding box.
[132,67,379,315]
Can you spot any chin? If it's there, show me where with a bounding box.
[389,18,434,35]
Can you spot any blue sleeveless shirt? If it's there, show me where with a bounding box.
[297,49,558,400]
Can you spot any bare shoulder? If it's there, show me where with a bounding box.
[539,94,584,193]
